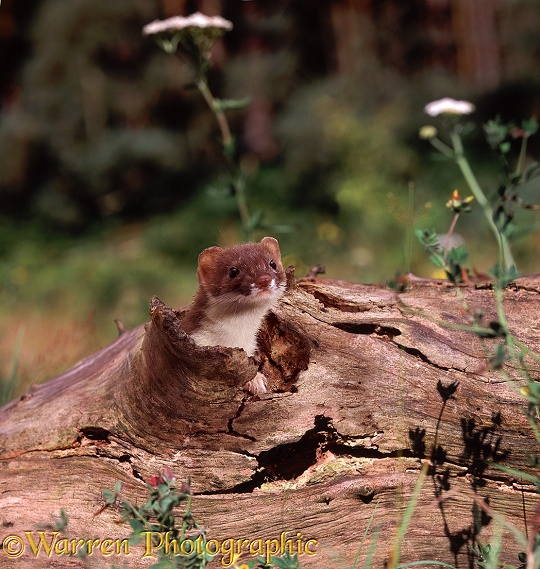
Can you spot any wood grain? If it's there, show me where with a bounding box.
[1,274,539,568]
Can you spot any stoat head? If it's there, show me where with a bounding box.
[196,237,286,313]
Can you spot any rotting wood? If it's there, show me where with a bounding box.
[1,271,539,568]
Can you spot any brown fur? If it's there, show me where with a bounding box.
[182,237,286,357]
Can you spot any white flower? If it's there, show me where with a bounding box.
[424,98,475,117]
[143,12,233,36]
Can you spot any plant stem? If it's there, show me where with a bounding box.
[449,130,515,270]
[516,135,528,180]
[429,137,455,159]
[232,171,252,238]
[180,492,193,539]
[195,77,252,239]
[388,461,428,569]
[443,213,460,261]
[351,500,379,569]
[493,285,532,386]
[195,78,233,155]
[404,182,415,273]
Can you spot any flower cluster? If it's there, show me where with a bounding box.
[446,189,474,214]
[143,11,233,57]
[419,98,476,143]
[424,97,476,117]
[147,467,177,488]
[143,12,233,36]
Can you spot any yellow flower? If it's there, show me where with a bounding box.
[446,189,474,213]
[419,125,438,139]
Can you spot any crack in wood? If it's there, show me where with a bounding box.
[331,322,401,338]
[331,320,468,373]
[204,419,421,495]
[78,426,111,444]
[392,343,454,372]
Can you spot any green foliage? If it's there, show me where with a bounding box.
[42,509,69,532]
[257,551,300,569]
[0,222,177,319]
[0,0,200,229]
[103,472,304,569]
[417,111,540,282]
[470,538,536,569]
[413,103,540,569]
[471,543,502,569]
[487,263,519,289]
[416,229,469,284]
[213,96,252,112]
[104,471,215,569]
[481,115,540,253]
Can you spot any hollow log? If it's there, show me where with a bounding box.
[1,271,540,568]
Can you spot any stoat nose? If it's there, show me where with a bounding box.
[256,274,272,289]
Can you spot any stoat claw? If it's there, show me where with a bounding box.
[244,372,268,395]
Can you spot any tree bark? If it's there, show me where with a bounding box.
[1,271,539,568]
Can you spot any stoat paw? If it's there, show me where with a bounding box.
[244,372,268,395]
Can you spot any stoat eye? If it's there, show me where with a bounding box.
[229,267,240,278]
[269,260,277,270]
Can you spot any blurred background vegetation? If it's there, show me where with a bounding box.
[1,0,540,398]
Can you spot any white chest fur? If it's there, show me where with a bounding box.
[190,289,282,356]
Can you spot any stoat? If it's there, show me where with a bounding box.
[182,237,286,394]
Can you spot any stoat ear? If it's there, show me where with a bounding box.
[197,246,223,288]
[260,236,281,259]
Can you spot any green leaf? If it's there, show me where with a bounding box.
[160,495,177,514]
[524,161,540,180]
[155,37,181,55]
[129,519,145,534]
[54,510,69,531]
[499,141,511,154]
[416,229,441,254]
[128,534,142,545]
[487,263,519,288]
[429,254,445,269]
[490,462,540,485]
[102,489,116,504]
[488,344,507,369]
[522,116,538,136]
[474,320,506,339]
[447,244,468,265]
[214,96,252,111]
[504,220,540,240]
[483,118,508,148]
